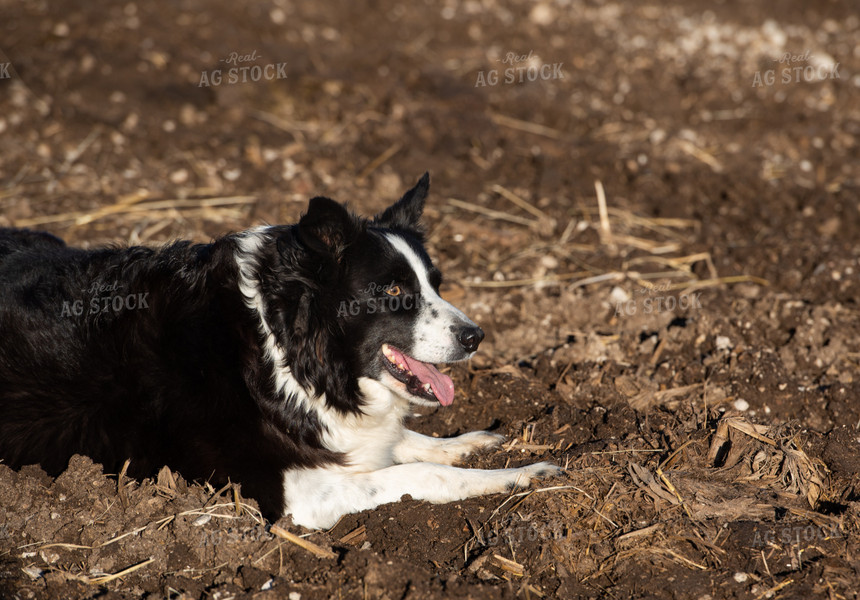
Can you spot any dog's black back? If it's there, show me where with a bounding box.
[0,226,339,517]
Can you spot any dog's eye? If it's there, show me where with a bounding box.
[385,285,402,297]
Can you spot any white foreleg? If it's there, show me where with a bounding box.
[283,461,561,529]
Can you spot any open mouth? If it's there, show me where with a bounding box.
[381,343,455,406]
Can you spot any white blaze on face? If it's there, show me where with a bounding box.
[383,233,478,363]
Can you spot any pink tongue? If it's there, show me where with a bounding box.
[401,354,455,406]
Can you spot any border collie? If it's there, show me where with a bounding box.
[0,174,559,529]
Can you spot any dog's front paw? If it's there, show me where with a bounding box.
[506,461,564,491]
[437,430,505,464]
[456,430,506,451]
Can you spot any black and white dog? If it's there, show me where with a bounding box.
[0,174,559,529]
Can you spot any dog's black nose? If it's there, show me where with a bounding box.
[458,326,484,353]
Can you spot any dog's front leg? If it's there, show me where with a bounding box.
[393,429,504,465]
[283,461,561,529]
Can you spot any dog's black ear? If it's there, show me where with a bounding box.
[372,172,429,233]
[283,292,359,411]
[297,197,360,258]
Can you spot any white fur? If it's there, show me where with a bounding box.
[283,460,561,530]
[393,429,505,465]
[319,377,410,468]
[383,233,479,363]
[280,374,559,530]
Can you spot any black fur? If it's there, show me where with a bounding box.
[373,171,429,236]
[0,174,436,518]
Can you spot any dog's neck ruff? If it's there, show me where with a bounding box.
[234,227,318,410]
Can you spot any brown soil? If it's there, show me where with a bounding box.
[1,0,859,598]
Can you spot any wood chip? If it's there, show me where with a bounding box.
[338,525,367,546]
[628,383,701,411]
[117,459,131,509]
[627,463,678,504]
[616,523,663,547]
[270,524,337,559]
[492,554,525,577]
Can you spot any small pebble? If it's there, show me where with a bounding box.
[53,22,70,37]
[609,286,630,304]
[529,3,555,25]
[193,514,212,526]
[270,8,286,24]
[715,336,733,351]
[540,255,559,269]
[170,168,189,184]
[222,168,241,181]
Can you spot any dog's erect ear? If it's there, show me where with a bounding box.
[297,197,360,258]
[372,172,429,233]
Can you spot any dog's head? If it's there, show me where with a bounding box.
[252,174,483,410]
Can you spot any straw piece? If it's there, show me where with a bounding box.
[493,554,525,576]
[675,139,724,173]
[460,271,591,289]
[488,113,563,139]
[338,526,367,546]
[13,196,257,228]
[755,578,794,600]
[448,198,537,227]
[357,143,402,180]
[270,525,337,559]
[594,180,613,247]
[490,184,550,221]
[79,557,155,585]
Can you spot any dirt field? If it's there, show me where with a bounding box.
[1,0,859,598]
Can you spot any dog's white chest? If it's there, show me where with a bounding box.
[317,378,410,471]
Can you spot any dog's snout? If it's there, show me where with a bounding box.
[457,326,484,353]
